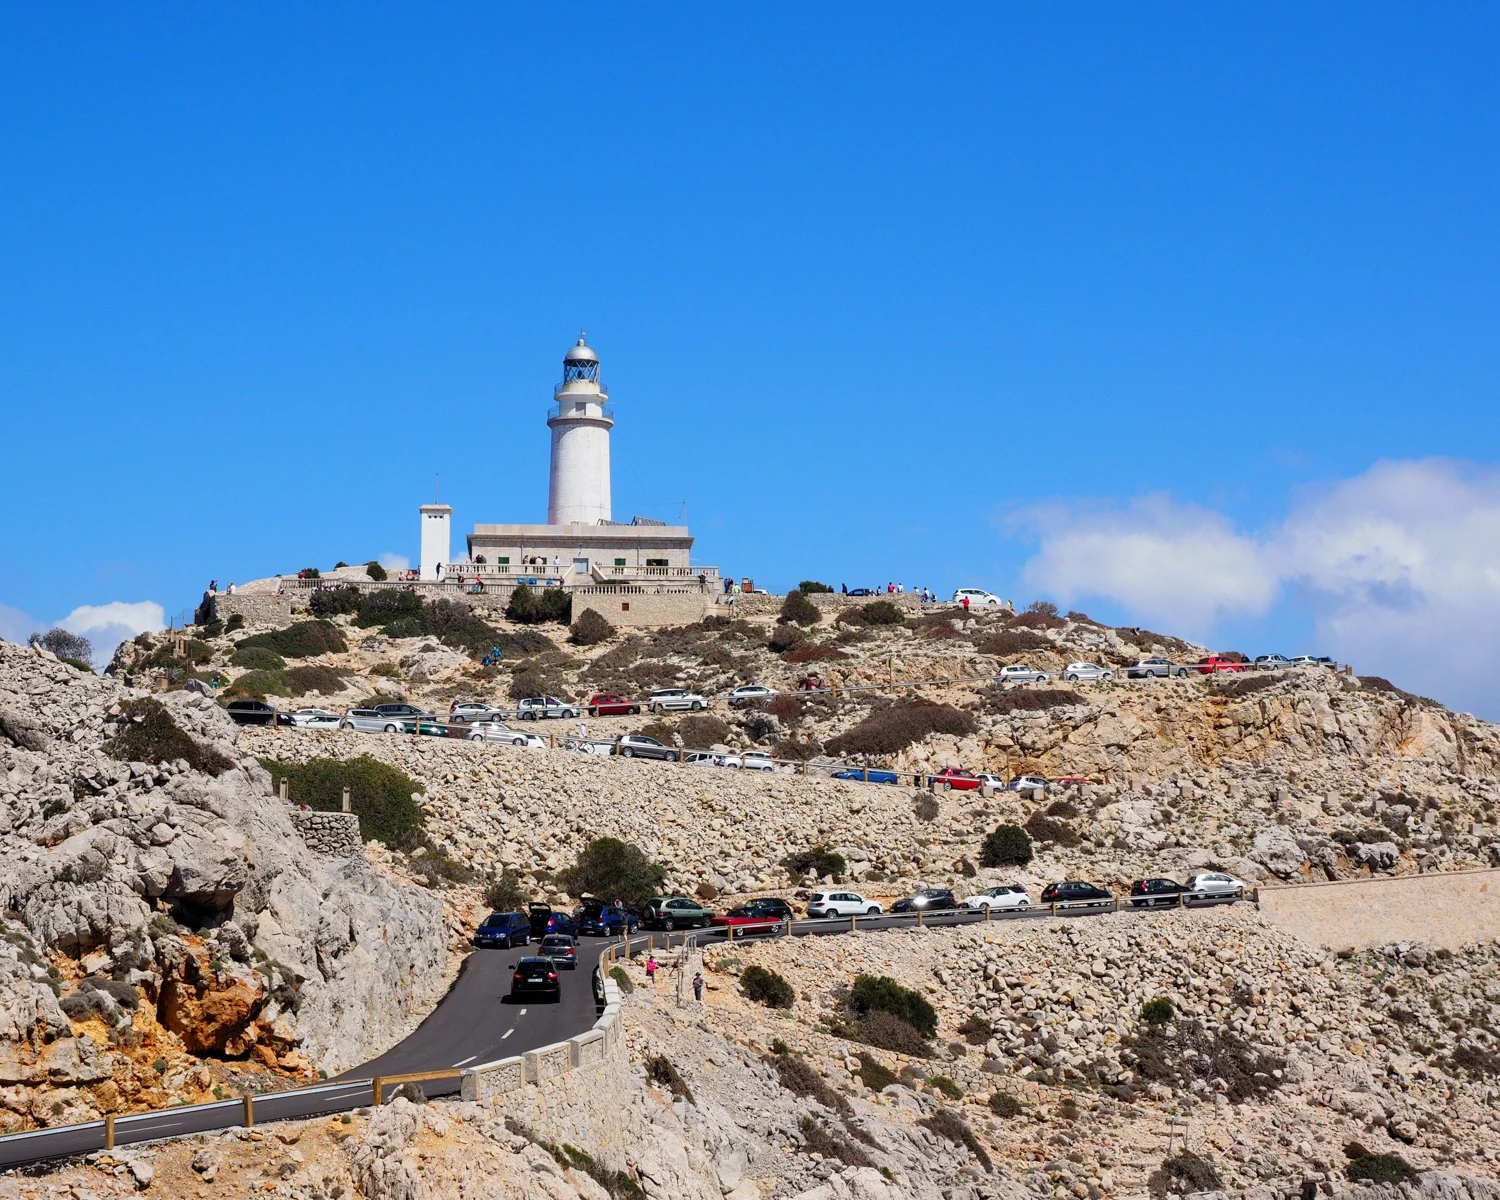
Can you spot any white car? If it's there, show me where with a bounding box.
[685,751,741,768]
[806,890,883,918]
[647,688,708,713]
[975,773,1009,793]
[952,587,1003,607]
[997,664,1051,684]
[1185,872,1247,899]
[728,685,777,707]
[1009,774,1050,793]
[288,708,340,728]
[1062,663,1113,683]
[963,885,1033,911]
[1290,655,1336,669]
[467,722,546,749]
[742,752,777,772]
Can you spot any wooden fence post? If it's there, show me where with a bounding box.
[342,786,352,813]
[371,1077,383,1106]
[242,1094,254,1127]
[104,1113,115,1149]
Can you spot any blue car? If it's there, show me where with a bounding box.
[832,768,899,785]
[528,903,578,940]
[575,903,639,937]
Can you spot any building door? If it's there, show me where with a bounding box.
[572,557,589,576]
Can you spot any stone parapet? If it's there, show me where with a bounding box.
[290,810,363,857]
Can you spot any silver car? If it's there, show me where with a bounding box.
[516,696,580,720]
[1126,657,1188,679]
[468,722,546,749]
[450,702,511,723]
[997,664,1050,684]
[647,688,708,713]
[728,685,777,707]
[344,708,410,734]
[1185,872,1247,899]
[1062,662,1113,683]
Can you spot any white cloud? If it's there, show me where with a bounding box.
[1012,459,1500,715]
[378,553,411,572]
[61,601,165,638]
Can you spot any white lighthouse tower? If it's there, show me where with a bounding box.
[546,333,613,525]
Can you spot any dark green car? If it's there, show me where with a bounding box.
[642,895,715,931]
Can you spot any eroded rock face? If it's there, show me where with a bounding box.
[0,640,448,1129]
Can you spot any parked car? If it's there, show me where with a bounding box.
[1194,656,1247,674]
[997,664,1050,684]
[1290,655,1335,669]
[1128,877,1189,908]
[1253,654,1291,670]
[613,734,680,762]
[574,903,638,937]
[1062,663,1114,683]
[411,719,452,738]
[847,588,875,597]
[728,685,777,707]
[711,898,795,931]
[226,700,280,727]
[472,911,532,949]
[1039,881,1113,908]
[890,888,959,913]
[807,890,882,917]
[1125,657,1188,679]
[685,751,742,768]
[373,703,434,720]
[509,956,561,1001]
[585,693,641,717]
[963,885,1033,911]
[647,688,708,713]
[528,903,577,939]
[538,934,579,970]
[467,722,546,748]
[975,772,1009,793]
[641,895,715,931]
[1009,774,1051,793]
[832,767,900,784]
[741,751,777,772]
[342,708,404,733]
[1185,872,1247,899]
[952,587,1003,606]
[450,701,509,721]
[931,767,984,791]
[286,707,338,726]
[517,696,581,720]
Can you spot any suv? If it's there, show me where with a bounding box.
[641,896,715,930]
[516,696,581,720]
[226,700,280,726]
[952,587,1003,606]
[575,903,638,937]
[647,688,708,713]
[807,890,882,917]
[613,734,680,761]
[585,693,640,717]
[472,911,532,949]
[1126,657,1188,679]
[1039,881,1113,909]
[1128,878,1189,908]
[891,888,959,913]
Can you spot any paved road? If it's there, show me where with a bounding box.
[0,895,1240,1169]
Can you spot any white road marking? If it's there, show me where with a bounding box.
[501,1028,514,1040]
[452,1055,477,1067]
[519,1008,527,1015]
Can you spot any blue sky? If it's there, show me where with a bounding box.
[2,6,1499,713]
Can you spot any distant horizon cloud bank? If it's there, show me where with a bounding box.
[0,598,164,671]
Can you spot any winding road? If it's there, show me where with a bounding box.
[0,896,1242,1169]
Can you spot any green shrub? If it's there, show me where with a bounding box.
[799,1116,872,1168]
[29,628,93,664]
[106,699,233,775]
[300,567,321,579]
[231,645,286,671]
[257,755,426,851]
[779,590,821,627]
[988,1092,1024,1117]
[977,629,1052,656]
[958,1015,994,1045]
[236,620,346,658]
[365,561,387,581]
[356,589,422,629]
[559,838,666,908]
[740,965,795,1009]
[644,1053,693,1103]
[677,713,732,749]
[1124,1016,1283,1103]
[847,974,937,1038]
[60,657,93,673]
[832,1009,932,1056]
[570,608,616,646]
[920,1108,991,1172]
[1023,813,1080,847]
[483,869,528,913]
[417,598,501,659]
[859,600,904,626]
[783,846,846,881]
[608,966,634,994]
[824,702,975,757]
[980,823,1033,867]
[308,587,362,618]
[228,670,283,697]
[929,1075,962,1100]
[768,623,806,653]
[282,665,346,696]
[225,614,245,632]
[1161,1150,1222,1194]
[1344,1143,1418,1184]
[538,589,572,624]
[506,584,539,624]
[508,662,572,702]
[1141,997,1175,1025]
[798,580,834,594]
[369,661,401,678]
[385,616,421,638]
[856,1053,896,1091]
[769,1052,852,1116]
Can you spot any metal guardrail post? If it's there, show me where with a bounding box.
[242,1094,254,1127]
[104,1114,114,1149]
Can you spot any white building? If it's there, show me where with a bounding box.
[418,503,451,581]
[547,335,613,525]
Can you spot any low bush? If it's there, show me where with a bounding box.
[913,793,940,822]
[483,869,528,913]
[1045,799,1079,818]
[859,600,905,626]
[644,1053,693,1103]
[1218,673,1280,699]
[856,1052,896,1091]
[1344,1142,1418,1185]
[369,661,401,678]
[1011,609,1065,630]
[507,662,572,702]
[799,1117,872,1168]
[779,589,822,627]
[798,580,834,594]
[309,587,362,618]
[988,1092,1024,1117]
[257,755,426,851]
[538,588,572,624]
[824,701,976,757]
[225,613,244,632]
[740,965,795,1009]
[783,846,846,881]
[783,644,848,664]
[929,1075,962,1100]
[635,719,677,744]
[506,584,539,623]
[829,1010,933,1059]
[1124,1016,1283,1102]
[365,561,387,581]
[559,838,666,908]
[768,623,806,653]
[236,620,347,659]
[958,1015,994,1045]
[773,735,823,761]
[607,966,634,994]
[1161,1150,1222,1194]
[979,823,1034,867]
[765,694,805,721]
[1141,997,1175,1025]
[847,974,937,1038]
[985,688,1085,714]
[231,645,286,671]
[107,699,233,775]
[282,664,347,696]
[677,714,732,749]
[769,1052,851,1115]
[570,608,616,646]
[920,1108,991,1172]
[356,589,422,629]
[742,711,776,742]
[977,629,1052,656]
[1023,813,1081,847]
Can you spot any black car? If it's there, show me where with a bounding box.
[472,911,532,949]
[890,888,960,914]
[848,588,875,597]
[528,903,577,940]
[1129,878,1189,908]
[737,897,796,921]
[226,700,279,727]
[510,955,561,1001]
[1039,881,1113,908]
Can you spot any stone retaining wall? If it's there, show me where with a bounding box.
[461,977,631,1168]
[574,591,715,628]
[213,593,295,628]
[1258,867,1500,950]
[289,810,363,857]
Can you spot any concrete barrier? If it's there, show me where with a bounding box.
[1258,867,1500,950]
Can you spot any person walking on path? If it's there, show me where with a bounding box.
[645,954,658,989]
[692,971,704,1002]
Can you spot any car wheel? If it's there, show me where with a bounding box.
[512,738,525,747]
[587,708,596,718]
[1016,900,1028,909]
[663,918,675,932]
[691,701,703,711]
[1066,674,1078,682]
[384,724,399,734]
[866,906,880,916]
[943,781,952,791]
[621,748,634,758]
[1174,668,1188,677]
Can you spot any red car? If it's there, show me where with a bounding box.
[709,898,795,933]
[931,768,984,792]
[1194,656,1247,674]
[585,693,642,717]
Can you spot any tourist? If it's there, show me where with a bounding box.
[961,594,970,613]
[645,954,658,989]
[209,579,218,594]
[692,971,704,1002]
[226,582,236,595]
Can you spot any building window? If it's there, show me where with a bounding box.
[499,557,510,565]
[646,558,668,567]
[614,558,626,567]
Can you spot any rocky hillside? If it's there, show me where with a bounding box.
[0,640,447,1133]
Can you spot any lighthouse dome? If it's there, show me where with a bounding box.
[564,334,598,365]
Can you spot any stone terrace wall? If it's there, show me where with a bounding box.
[574,592,715,628]
[290,810,363,857]
[213,593,295,627]
[1259,867,1500,950]
[461,977,631,1168]
[729,591,928,619]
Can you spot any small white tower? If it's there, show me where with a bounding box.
[419,503,452,580]
[546,333,613,525]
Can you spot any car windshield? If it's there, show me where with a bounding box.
[479,914,511,928]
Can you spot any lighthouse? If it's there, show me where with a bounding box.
[546,333,613,525]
